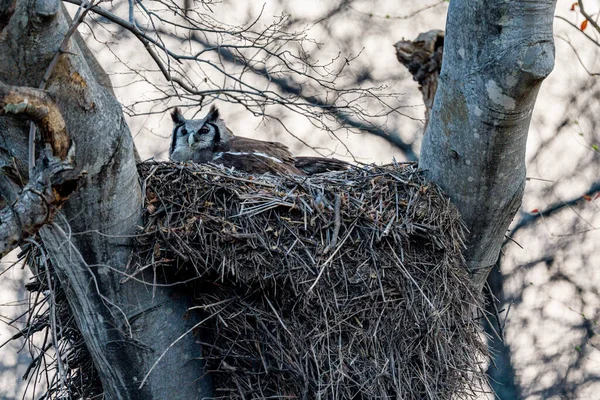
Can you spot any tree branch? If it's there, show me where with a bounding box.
[0,80,79,257]
[555,16,600,48]
[186,32,419,160]
[395,29,444,128]
[509,181,600,239]
[63,0,418,160]
[578,0,600,34]
[0,81,70,159]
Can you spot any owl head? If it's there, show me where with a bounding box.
[169,105,232,161]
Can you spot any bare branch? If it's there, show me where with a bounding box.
[555,15,600,49]
[509,181,600,239]
[64,0,418,159]
[557,36,600,76]
[62,0,205,96]
[179,31,419,160]
[578,0,600,34]
[349,1,446,20]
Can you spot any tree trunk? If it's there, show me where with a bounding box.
[419,0,557,290]
[0,2,210,398]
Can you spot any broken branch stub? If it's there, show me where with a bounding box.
[0,147,81,257]
[395,29,444,126]
[0,80,70,160]
[0,80,79,257]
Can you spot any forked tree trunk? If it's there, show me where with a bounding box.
[419,0,557,290]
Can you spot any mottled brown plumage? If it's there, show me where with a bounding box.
[293,156,350,175]
[215,136,303,175]
[170,105,348,175]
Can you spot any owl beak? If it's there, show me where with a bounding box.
[188,132,198,147]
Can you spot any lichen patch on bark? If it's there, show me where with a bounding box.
[439,84,468,135]
[485,79,516,110]
[71,71,87,89]
[51,53,95,111]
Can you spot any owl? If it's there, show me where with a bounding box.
[169,105,348,175]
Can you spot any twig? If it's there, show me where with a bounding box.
[555,15,600,49]
[578,0,600,34]
[138,308,224,390]
[62,0,202,96]
[307,222,355,293]
[557,36,600,76]
[349,1,446,20]
[264,296,292,336]
[183,31,419,159]
[508,180,600,239]
[28,238,69,392]
[323,193,341,254]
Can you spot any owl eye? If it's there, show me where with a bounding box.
[200,126,210,134]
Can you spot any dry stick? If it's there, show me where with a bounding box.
[484,281,505,343]
[138,308,224,390]
[28,1,94,178]
[323,193,341,254]
[388,245,436,311]
[26,238,69,393]
[264,296,292,336]
[199,170,275,187]
[578,0,600,34]
[307,222,355,293]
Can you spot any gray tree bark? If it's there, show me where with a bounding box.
[0,1,210,398]
[419,0,558,290]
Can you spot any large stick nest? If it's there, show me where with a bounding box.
[134,161,486,399]
[17,161,486,399]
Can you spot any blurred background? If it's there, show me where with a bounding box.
[1,0,599,398]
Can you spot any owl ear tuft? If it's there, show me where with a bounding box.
[207,105,220,122]
[171,107,185,125]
